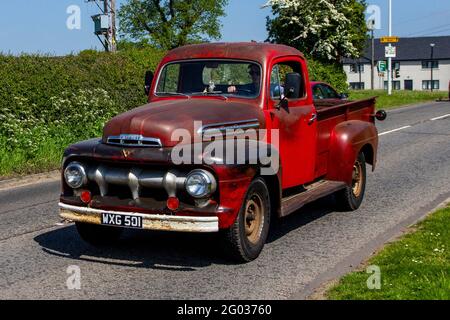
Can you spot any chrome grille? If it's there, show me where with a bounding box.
[107,134,162,148]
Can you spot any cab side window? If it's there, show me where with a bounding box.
[270,61,305,100]
[270,65,283,99]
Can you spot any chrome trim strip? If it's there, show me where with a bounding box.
[197,119,260,136]
[59,203,219,233]
[106,134,162,148]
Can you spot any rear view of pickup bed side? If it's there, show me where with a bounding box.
[59,42,386,262]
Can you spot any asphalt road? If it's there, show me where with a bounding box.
[1,102,449,299]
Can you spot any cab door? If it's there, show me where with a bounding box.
[266,57,317,189]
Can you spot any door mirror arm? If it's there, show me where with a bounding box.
[276,95,288,110]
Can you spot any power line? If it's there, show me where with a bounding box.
[416,27,450,37]
[396,8,450,26]
[405,23,450,37]
[408,27,450,37]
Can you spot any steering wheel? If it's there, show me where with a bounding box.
[235,88,253,94]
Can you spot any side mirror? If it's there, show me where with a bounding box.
[339,93,349,100]
[285,73,302,99]
[375,110,387,121]
[144,71,154,96]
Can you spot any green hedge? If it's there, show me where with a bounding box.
[307,58,348,93]
[0,48,164,176]
[0,47,164,116]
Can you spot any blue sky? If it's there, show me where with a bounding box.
[1,0,449,55]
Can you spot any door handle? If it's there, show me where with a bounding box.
[308,113,317,125]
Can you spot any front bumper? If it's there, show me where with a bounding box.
[59,202,219,233]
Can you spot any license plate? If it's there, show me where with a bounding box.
[101,213,143,229]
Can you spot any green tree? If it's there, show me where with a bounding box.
[265,0,368,62]
[118,0,229,50]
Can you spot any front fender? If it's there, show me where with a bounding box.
[326,120,378,185]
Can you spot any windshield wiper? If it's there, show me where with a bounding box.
[190,91,228,100]
[156,92,190,98]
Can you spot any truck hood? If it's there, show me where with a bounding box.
[102,98,265,147]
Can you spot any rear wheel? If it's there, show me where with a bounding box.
[75,222,123,245]
[220,178,271,263]
[335,152,367,211]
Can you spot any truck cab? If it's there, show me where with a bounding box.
[59,43,386,262]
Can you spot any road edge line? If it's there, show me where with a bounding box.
[0,170,60,192]
[379,125,411,136]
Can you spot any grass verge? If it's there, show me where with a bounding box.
[0,136,66,178]
[326,205,450,300]
[349,90,447,110]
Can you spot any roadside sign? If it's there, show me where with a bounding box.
[381,36,399,43]
[385,46,397,58]
[377,61,387,72]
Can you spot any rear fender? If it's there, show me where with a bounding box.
[326,120,378,185]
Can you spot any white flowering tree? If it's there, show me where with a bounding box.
[265,0,367,61]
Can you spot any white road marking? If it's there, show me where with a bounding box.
[379,125,411,136]
[430,114,450,121]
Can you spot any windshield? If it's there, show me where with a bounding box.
[155,60,261,98]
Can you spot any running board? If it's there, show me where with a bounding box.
[280,180,346,217]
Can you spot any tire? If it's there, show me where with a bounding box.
[335,152,366,211]
[75,222,123,245]
[220,178,271,263]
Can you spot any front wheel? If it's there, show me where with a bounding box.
[75,222,123,245]
[220,178,271,263]
[335,152,367,211]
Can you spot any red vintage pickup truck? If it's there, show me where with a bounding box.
[59,43,386,262]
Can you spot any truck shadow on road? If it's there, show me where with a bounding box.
[34,195,337,269]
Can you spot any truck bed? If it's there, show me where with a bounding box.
[315,97,377,178]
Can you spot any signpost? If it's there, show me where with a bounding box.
[388,0,393,95]
[381,36,399,43]
[377,61,387,73]
[385,46,397,58]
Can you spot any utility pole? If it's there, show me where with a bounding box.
[388,0,393,95]
[358,58,362,89]
[371,29,375,90]
[430,43,435,92]
[368,19,375,90]
[103,0,110,51]
[89,0,117,52]
[110,0,117,52]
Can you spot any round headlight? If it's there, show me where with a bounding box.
[64,162,87,189]
[185,170,217,199]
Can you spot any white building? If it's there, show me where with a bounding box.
[343,36,450,91]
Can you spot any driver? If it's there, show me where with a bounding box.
[227,65,260,95]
